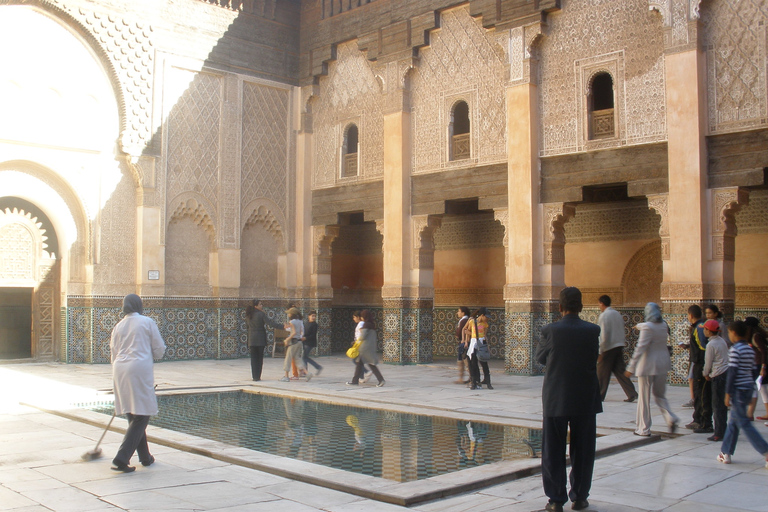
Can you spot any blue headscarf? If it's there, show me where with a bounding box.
[644,302,662,323]
[123,294,143,315]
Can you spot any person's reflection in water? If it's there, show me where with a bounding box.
[456,421,488,467]
[284,397,305,459]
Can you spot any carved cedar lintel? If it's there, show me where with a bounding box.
[647,193,670,260]
[543,202,576,264]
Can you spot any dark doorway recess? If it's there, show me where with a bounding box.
[0,287,33,359]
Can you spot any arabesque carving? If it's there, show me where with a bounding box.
[647,193,670,260]
[312,225,340,274]
[169,198,216,243]
[242,200,286,253]
[539,0,666,157]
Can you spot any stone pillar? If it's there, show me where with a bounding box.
[310,225,338,355]
[659,4,711,340]
[503,24,570,375]
[377,57,434,364]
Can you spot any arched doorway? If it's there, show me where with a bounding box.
[0,202,60,360]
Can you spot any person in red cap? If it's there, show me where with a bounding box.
[702,319,729,440]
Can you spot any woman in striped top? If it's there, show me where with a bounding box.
[717,320,768,466]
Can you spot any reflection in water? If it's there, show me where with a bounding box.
[89,391,541,482]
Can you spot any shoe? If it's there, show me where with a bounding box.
[756,415,768,421]
[111,461,136,473]
[694,427,714,434]
[346,381,358,386]
[305,373,312,382]
[681,399,695,408]
[252,378,260,382]
[485,383,494,390]
[572,500,589,510]
[361,373,371,384]
[633,431,651,437]
[470,383,477,390]
[707,435,722,442]
[685,421,700,430]
[279,376,290,382]
[624,396,637,403]
[717,452,731,464]
[140,455,155,467]
[545,501,564,512]
[376,380,386,387]
[290,376,300,381]
[669,421,678,434]
[316,366,322,376]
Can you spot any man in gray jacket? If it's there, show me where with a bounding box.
[597,295,638,402]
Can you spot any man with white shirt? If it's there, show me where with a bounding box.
[597,295,638,402]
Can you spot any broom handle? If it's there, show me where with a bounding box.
[94,412,116,451]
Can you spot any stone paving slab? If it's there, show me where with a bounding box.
[2,357,768,511]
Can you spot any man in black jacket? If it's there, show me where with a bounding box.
[536,287,602,512]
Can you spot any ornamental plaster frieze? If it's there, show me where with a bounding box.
[503,284,562,303]
[661,282,736,302]
[242,198,286,254]
[168,196,216,245]
[381,286,435,300]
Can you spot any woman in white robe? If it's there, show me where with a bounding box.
[110,294,166,472]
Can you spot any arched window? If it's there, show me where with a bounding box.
[450,101,470,161]
[342,123,359,177]
[588,72,615,139]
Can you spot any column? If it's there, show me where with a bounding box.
[378,56,433,363]
[310,224,338,356]
[504,24,569,375]
[129,156,166,296]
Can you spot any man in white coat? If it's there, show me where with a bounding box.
[597,295,638,402]
[110,294,166,472]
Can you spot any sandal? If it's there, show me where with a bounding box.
[756,415,768,421]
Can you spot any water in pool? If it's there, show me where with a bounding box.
[90,391,541,482]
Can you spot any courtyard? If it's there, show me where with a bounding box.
[1,357,766,512]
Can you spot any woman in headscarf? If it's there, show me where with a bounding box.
[625,302,679,436]
[346,309,385,387]
[110,294,166,472]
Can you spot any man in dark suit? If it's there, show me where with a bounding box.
[536,287,602,512]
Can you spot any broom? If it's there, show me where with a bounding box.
[81,411,116,461]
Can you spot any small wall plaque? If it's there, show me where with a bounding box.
[148,270,160,281]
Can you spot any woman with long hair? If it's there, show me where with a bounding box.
[245,299,284,381]
[625,302,679,435]
[281,308,308,382]
[346,309,385,387]
[465,307,493,390]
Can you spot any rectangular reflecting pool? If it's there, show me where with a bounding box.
[88,390,541,483]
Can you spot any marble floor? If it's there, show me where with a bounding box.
[1,357,767,512]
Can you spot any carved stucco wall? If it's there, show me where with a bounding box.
[241,81,289,242]
[165,216,212,296]
[240,222,279,296]
[433,214,505,251]
[411,6,508,173]
[92,170,137,293]
[165,69,222,243]
[313,41,384,188]
[538,0,667,156]
[702,0,768,134]
[735,189,768,234]
[565,201,660,243]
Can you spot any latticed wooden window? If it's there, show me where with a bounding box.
[589,72,615,139]
[342,123,358,177]
[450,100,470,160]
